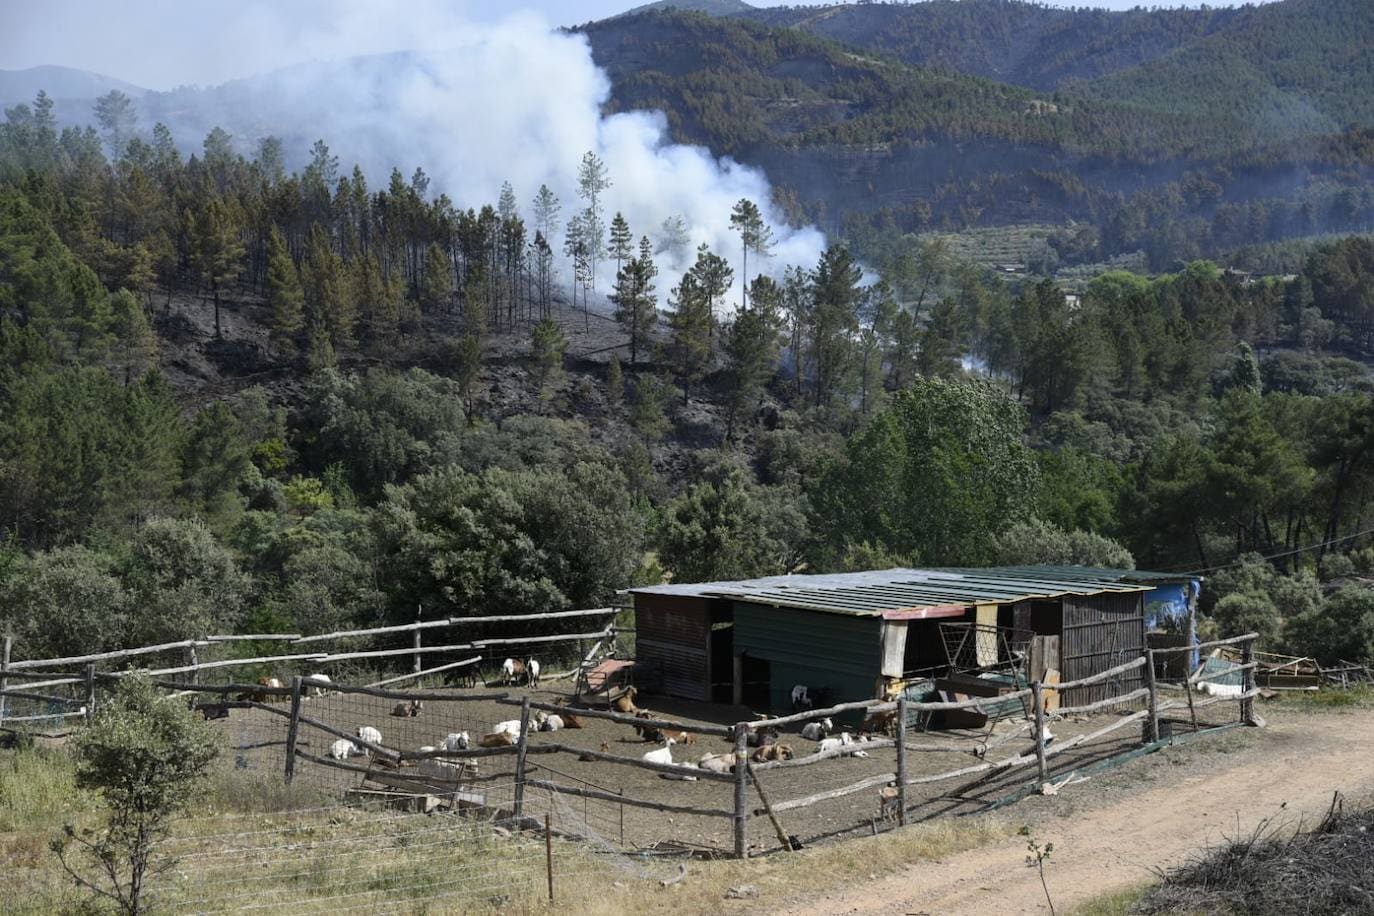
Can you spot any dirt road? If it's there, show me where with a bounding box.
[782,708,1374,915]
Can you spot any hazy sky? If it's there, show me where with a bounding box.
[3,0,1262,90]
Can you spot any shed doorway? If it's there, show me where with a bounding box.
[737,653,771,710]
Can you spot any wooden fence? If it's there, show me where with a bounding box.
[1,631,1263,860]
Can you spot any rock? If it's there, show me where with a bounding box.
[725,885,759,899]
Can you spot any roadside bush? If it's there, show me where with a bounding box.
[1286,585,1374,664]
[0,545,130,658]
[1209,592,1282,649]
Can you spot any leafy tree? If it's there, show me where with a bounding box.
[1210,591,1282,649]
[179,401,252,526]
[658,464,805,582]
[53,675,218,916]
[1287,585,1374,664]
[123,517,249,644]
[990,519,1135,569]
[813,378,1041,566]
[0,545,129,658]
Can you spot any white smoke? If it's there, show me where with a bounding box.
[140,6,826,305]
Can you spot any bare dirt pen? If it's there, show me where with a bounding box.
[225,683,1168,856]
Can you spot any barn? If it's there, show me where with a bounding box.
[631,566,1194,712]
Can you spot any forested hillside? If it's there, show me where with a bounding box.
[579,6,1374,267]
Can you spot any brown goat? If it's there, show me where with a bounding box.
[633,709,664,743]
[750,743,794,763]
[613,686,640,715]
[477,731,517,749]
[860,708,898,737]
[665,730,697,746]
[390,699,423,718]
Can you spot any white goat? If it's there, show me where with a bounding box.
[791,684,813,711]
[801,717,834,741]
[493,719,523,737]
[356,725,383,750]
[641,738,677,766]
[501,658,524,686]
[308,674,333,697]
[818,731,870,758]
[527,658,541,687]
[539,714,564,732]
[660,760,698,781]
[698,752,737,774]
[328,738,362,760]
[442,731,471,751]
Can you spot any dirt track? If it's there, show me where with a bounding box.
[779,707,1374,915]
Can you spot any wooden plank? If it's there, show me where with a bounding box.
[317,644,474,663]
[445,608,618,626]
[472,628,613,649]
[751,738,897,771]
[9,639,203,669]
[1051,687,1151,718]
[539,742,733,782]
[366,656,482,688]
[747,762,794,851]
[734,723,749,858]
[1150,633,1259,654]
[300,678,508,702]
[766,771,896,814]
[284,677,303,784]
[747,700,898,731]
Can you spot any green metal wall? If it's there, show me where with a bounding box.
[732,602,882,713]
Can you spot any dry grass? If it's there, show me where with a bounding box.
[0,738,1013,915]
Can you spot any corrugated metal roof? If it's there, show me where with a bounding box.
[631,566,1152,618]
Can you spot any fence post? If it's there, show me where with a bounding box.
[1144,648,1160,744]
[186,644,199,687]
[413,606,423,675]
[84,664,97,724]
[284,676,304,785]
[1240,638,1257,727]
[895,696,909,827]
[1032,680,1048,783]
[545,813,555,903]
[514,696,532,819]
[0,634,11,727]
[733,722,749,859]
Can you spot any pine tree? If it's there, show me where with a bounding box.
[576,151,612,291]
[302,224,356,350]
[611,236,658,365]
[530,316,567,406]
[609,212,633,278]
[420,242,453,313]
[110,289,157,386]
[669,271,713,402]
[729,198,773,309]
[532,184,561,242]
[606,351,624,406]
[190,197,244,339]
[264,225,303,357]
[810,244,863,407]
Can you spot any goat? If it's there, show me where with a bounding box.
[750,743,794,763]
[663,730,696,746]
[533,710,549,729]
[612,686,640,715]
[328,738,362,760]
[746,722,781,748]
[698,752,738,774]
[307,674,333,697]
[578,741,611,762]
[493,719,523,738]
[800,717,834,742]
[501,658,526,686]
[441,732,470,751]
[633,710,664,743]
[878,784,901,820]
[539,714,564,732]
[561,710,585,729]
[478,731,517,748]
[818,732,870,758]
[860,708,898,737]
[641,738,677,767]
[356,725,383,750]
[791,684,813,712]
[390,699,423,718]
[526,658,541,687]
[236,676,284,703]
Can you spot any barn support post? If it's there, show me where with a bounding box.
[284,676,303,784]
[1240,638,1258,727]
[0,635,11,727]
[544,813,555,903]
[514,696,532,818]
[733,722,749,858]
[1144,648,1160,744]
[895,696,909,827]
[83,664,96,723]
[1032,681,1048,783]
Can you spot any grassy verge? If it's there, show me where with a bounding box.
[1271,683,1374,712]
[1068,885,1150,916]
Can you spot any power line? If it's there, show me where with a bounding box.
[1168,524,1374,577]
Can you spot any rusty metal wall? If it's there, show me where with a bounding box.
[634,596,711,701]
[1060,592,1145,706]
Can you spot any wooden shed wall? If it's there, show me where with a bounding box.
[1060,592,1145,706]
[733,602,882,713]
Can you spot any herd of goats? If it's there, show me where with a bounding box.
[230,656,904,780]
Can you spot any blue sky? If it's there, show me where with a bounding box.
[2,0,1263,90]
